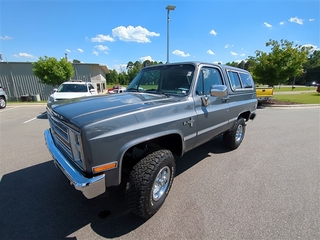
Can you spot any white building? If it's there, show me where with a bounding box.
[0,62,109,101]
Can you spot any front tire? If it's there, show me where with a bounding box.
[125,149,175,219]
[223,118,246,150]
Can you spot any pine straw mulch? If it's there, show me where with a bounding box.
[259,99,300,106]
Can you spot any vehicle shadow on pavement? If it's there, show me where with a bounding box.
[0,137,230,239]
[36,111,48,119]
[176,136,230,176]
[0,161,145,239]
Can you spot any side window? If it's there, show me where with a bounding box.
[196,67,223,95]
[88,84,94,90]
[228,71,242,90]
[239,72,253,88]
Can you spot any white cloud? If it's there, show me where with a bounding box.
[139,56,153,62]
[92,50,99,56]
[172,50,190,57]
[279,21,285,25]
[302,44,319,51]
[234,59,243,64]
[94,45,109,51]
[264,22,272,28]
[207,49,215,55]
[112,26,160,43]
[230,51,238,56]
[240,53,246,57]
[309,18,315,22]
[65,49,71,53]
[91,34,115,42]
[13,52,36,58]
[225,44,233,48]
[209,30,217,36]
[111,63,127,73]
[0,36,12,40]
[77,48,84,53]
[289,17,304,25]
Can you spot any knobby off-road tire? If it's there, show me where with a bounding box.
[223,118,246,150]
[125,149,176,219]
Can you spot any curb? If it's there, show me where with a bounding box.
[260,104,320,108]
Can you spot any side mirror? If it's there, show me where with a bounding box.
[210,85,227,97]
[53,88,57,93]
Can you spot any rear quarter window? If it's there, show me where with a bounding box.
[239,72,253,88]
[227,70,253,90]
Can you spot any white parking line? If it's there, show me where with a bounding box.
[23,117,37,124]
[0,107,18,112]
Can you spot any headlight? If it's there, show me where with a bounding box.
[47,95,55,103]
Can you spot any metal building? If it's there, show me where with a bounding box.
[0,62,109,101]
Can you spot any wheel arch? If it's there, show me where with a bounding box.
[238,110,251,122]
[117,130,184,183]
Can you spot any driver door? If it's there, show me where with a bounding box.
[193,66,231,147]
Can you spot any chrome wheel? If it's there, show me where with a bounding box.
[152,166,170,202]
[125,149,175,219]
[235,124,243,143]
[223,118,246,150]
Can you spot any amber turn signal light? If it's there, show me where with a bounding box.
[92,162,117,174]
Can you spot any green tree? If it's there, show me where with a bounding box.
[106,69,118,85]
[225,61,239,67]
[118,71,130,85]
[126,61,143,81]
[303,50,320,83]
[250,39,310,86]
[33,56,74,86]
[244,57,256,71]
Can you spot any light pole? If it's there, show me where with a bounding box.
[166,5,176,63]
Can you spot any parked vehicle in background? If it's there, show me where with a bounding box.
[0,85,8,109]
[317,85,320,93]
[47,81,97,104]
[108,85,126,94]
[256,87,274,102]
[305,81,318,87]
[44,62,257,219]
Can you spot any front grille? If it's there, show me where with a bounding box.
[47,110,84,169]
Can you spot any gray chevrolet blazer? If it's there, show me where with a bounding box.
[44,61,257,219]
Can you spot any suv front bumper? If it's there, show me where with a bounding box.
[44,129,106,199]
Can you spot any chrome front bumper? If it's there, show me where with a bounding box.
[44,129,106,199]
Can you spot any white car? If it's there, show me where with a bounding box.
[48,81,97,104]
[0,85,8,109]
[108,85,126,94]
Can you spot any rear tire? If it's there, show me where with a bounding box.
[223,118,246,150]
[0,97,6,109]
[125,149,175,219]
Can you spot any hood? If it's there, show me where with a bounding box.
[51,92,91,100]
[48,92,178,128]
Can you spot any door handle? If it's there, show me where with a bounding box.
[222,97,229,102]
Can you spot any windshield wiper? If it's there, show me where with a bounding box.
[160,91,170,97]
[126,88,141,92]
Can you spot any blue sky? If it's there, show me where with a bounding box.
[1,0,319,72]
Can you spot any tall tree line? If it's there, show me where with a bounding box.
[33,39,319,88]
[106,60,164,86]
[225,39,319,86]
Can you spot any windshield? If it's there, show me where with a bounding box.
[57,83,88,93]
[127,64,195,95]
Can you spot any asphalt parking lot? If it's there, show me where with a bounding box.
[0,104,319,240]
